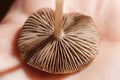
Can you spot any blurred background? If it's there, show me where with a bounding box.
[0,0,14,21]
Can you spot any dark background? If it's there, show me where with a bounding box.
[0,0,15,21]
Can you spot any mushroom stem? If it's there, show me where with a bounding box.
[53,0,63,38]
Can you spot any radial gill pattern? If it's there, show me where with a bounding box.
[18,8,99,74]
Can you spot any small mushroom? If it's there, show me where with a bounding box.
[18,0,99,74]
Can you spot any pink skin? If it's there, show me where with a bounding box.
[0,0,120,80]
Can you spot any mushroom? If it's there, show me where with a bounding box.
[18,0,99,74]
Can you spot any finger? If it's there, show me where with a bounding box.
[94,0,120,41]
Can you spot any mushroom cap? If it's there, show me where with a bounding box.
[18,8,99,74]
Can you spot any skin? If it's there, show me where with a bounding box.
[0,0,120,80]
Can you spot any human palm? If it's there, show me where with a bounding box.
[0,0,120,80]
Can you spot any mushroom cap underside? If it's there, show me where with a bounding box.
[18,8,99,74]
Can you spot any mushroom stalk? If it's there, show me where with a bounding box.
[53,0,63,38]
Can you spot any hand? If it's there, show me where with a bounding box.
[0,0,120,80]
